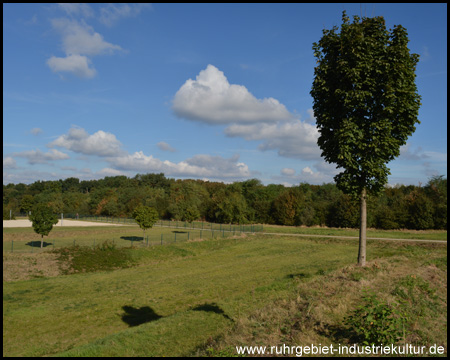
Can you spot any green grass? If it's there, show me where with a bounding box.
[3,228,447,357]
[2,225,244,253]
[262,225,447,241]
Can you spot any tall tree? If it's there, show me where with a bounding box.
[29,203,59,248]
[311,12,421,266]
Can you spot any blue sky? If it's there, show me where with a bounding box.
[3,3,447,186]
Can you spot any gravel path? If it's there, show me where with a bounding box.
[3,219,129,228]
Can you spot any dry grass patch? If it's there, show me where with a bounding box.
[204,253,447,356]
[3,252,67,281]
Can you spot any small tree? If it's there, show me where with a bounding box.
[132,205,159,245]
[311,12,421,266]
[29,203,59,248]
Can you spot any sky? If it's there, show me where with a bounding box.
[3,3,447,187]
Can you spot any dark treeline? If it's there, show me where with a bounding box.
[3,173,447,230]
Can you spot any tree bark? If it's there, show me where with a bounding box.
[358,188,367,266]
[41,235,44,249]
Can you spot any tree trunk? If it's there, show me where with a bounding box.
[41,235,44,249]
[358,188,367,267]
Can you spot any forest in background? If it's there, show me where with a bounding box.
[3,173,447,230]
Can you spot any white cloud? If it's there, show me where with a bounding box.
[225,120,321,160]
[47,18,123,78]
[173,64,295,125]
[157,141,176,152]
[13,149,70,165]
[281,168,295,176]
[58,3,94,18]
[99,3,152,27]
[47,54,96,78]
[49,127,125,157]
[30,128,43,136]
[301,167,314,175]
[46,127,251,182]
[109,151,250,180]
[51,18,122,56]
[399,143,430,160]
[96,167,127,177]
[3,157,17,169]
[172,65,322,162]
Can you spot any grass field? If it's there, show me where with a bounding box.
[2,223,247,253]
[3,225,447,357]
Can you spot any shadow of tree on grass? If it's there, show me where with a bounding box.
[120,236,143,242]
[26,241,53,248]
[121,305,163,327]
[192,302,233,322]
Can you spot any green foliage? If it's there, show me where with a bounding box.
[311,11,421,197]
[327,193,359,228]
[3,207,16,220]
[345,292,408,345]
[133,205,159,230]
[406,188,435,230]
[53,241,134,274]
[272,188,304,226]
[28,203,59,242]
[20,194,34,213]
[2,173,447,230]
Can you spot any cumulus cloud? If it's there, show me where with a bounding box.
[47,18,123,78]
[157,141,176,152]
[47,54,96,78]
[51,18,123,56]
[225,120,321,160]
[109,151,250,180]
[48,127,125,157]
[173,64,295,125]
[13,149,70,165]
[45,127,252,182]
[172,65,322,162]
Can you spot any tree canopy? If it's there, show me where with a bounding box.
[311,11,421,196]
[132,205,159,245]
[28,203,59,248]
[311,12,421,266]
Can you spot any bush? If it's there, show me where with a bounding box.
[345,291,408,345]
[53,241,134,274]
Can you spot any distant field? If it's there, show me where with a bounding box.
[263,225,447,241]
[3,224,447,357]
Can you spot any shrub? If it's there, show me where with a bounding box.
[345,291,408,345]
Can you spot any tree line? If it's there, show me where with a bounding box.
[3,173,447,230]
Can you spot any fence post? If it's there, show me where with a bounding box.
[161,233,163,245]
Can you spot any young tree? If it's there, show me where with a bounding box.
[311,12,421,266]
[132,205,159,245]
[29,203,59,248]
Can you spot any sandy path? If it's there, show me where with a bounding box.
[3,219,129,228]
